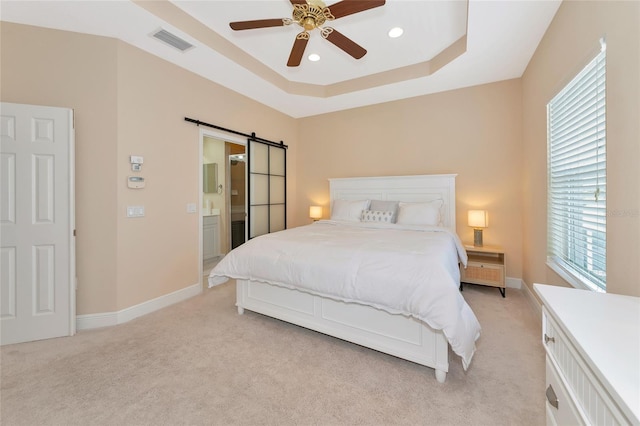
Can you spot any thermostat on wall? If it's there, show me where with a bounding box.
[127,176,145,189]
[130,155,144,172]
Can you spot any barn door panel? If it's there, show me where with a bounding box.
[247,139,286,239]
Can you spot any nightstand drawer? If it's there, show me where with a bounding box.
[462,262,505,286]
[463,263,504,286]
[460,245,506,296]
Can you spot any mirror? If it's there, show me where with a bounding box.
[203,163,218,193]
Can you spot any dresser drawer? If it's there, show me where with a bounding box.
[546,355,583,426]
[542,309,629,425]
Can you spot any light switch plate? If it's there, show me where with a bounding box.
[126,205,145,217]
[186,203,197,213]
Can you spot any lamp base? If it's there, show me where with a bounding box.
[473,229,484,247]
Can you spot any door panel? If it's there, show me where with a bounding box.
[34,154,55,223]
[269,205,286,233]
[0,102,74,345]
[251,142,269,174]
[1,153,16,224]
[269,147,285,175]
[248,139,286,239]
[249,173,269,205]
[1,247,17,318]
[270,175,285,204]
[249,205,269,238]
[34,244,55,314]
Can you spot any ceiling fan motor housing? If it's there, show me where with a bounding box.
[292,3,334,31]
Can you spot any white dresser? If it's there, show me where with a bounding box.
[534,284,640,425]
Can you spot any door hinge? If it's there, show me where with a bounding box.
[73,229,76,237]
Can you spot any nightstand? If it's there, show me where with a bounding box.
[460,245,506,297]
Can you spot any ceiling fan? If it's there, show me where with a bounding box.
[229,0,386,67]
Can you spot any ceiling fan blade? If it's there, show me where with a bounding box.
[229,19,286,31]
[289,0,307,5]
[323,28,366,59]
[327,0,385,19]
[287,33,310,67]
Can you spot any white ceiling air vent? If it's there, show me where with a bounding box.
[151,29,194,52]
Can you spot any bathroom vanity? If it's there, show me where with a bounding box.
[203,209,221,261]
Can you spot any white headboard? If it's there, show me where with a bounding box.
[328,174,457,232]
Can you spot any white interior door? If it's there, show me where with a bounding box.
[1,102,75,345]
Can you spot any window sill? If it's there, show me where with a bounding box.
[546,259,605,293]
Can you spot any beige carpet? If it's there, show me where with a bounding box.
[1,281,545,426]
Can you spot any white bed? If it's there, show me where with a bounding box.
[209,174,480,382]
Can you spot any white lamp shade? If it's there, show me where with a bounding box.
[468,210,488,228]
[309,205,323,220]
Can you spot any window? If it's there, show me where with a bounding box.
[547,41,606,292]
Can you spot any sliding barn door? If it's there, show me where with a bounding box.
[247,139,286,239]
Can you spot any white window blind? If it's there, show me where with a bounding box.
[547,44,606,292]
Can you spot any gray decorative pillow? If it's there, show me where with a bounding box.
[361,210,394,223]
[368,200,399,222]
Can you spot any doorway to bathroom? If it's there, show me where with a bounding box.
[200,131,246,284]
[194,120,288,288]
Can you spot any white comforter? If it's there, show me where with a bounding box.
[209,220,481,369]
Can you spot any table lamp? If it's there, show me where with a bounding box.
[468,210,488,247]
[309,205,322,221]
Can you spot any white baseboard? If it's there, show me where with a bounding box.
[506,276,522,289]
[521,279,542,319]
[76,282,202,331]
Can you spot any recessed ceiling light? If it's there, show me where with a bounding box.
[308,53,320,62]
[388,27,404,38]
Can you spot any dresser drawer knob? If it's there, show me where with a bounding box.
[546,385,559,409]
[544,334,555,344]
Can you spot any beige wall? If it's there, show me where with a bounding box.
[297,80,524,279]
[522,0,640,297]
[1,23,120,314]
[3,0,637,319]
[1,22,298,314]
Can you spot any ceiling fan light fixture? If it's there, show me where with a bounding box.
[308,53,320,62]
[302,17,316,30]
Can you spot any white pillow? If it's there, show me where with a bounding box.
[396,200,443,226]
[331,199,371,222]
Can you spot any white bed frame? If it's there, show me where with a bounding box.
[236,174,457,383]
